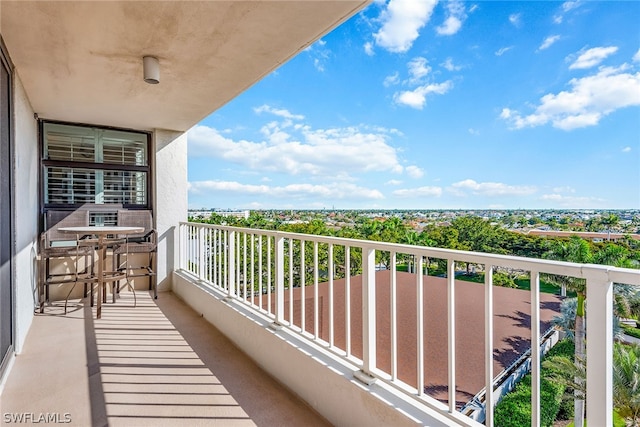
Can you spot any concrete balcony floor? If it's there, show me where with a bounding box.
[1,290,331,427]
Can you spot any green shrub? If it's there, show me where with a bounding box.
[493,272,517,288]
[495,339,574,426]
[621,324,640,339]
[494,375,563,427]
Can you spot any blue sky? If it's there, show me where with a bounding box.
[187,0,640,210]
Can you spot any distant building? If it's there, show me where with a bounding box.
[189,210,250,220]
[526,229,640,242]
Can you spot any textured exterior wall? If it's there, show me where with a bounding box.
[13,72,38,353]
[154,130,188,292]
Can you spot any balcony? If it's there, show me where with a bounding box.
[2,222,639,426]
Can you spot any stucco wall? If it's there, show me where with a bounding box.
[13,72,38,353]
[154,130,188,292]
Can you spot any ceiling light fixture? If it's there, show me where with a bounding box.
[143,56,160,84]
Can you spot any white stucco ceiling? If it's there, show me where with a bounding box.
[1,1,369,132]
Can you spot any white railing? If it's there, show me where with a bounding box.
[178,222,640,427]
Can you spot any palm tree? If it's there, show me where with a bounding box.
[543,237,630,427]
[613,343,640,426]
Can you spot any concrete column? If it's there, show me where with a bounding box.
[154,129,188,293]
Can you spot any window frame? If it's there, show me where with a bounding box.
[39,120,153,212]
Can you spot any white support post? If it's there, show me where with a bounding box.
[586,273,613,427]
[391,251,397,381]
[226,230,235,301]
[271,234,285,330]
[417,255,424,396]
[530,270,541,427]
[178,223,184,270]
[329,243,334,347]
[485,264,494,427]
[447,258,456,413]
[197,226,206,281]
[355,246,377,386]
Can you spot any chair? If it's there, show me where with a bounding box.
[39,209,96,313]
[112,210,157,299]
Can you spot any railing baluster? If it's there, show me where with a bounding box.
[289,238,294,325]
[345,245,351,358]
[198,225,205,280]
[359,246,376,382]
[586,271,613,427]
[329,243,334,347]
[236,231,240,296]
[301,240,306,334]
[417,255,424,396]
[447,258,456,413]
[314,241,319,340]
[228,230,235,299]
[223,230,228,291]
[485,264,494,427]
[250,234,255,306]
[268,236,272,315]
[274,234,285,325]
[530,270,540,427]
[243,232,247,301]
[391,251,397,381]
[258,235,263,310]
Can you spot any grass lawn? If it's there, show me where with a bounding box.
[566,411,626,426]
[453,273,576,296]
[396,266,577,297]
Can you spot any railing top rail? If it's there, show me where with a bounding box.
[180,221,640,285]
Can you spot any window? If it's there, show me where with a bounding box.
[42,122,150,209]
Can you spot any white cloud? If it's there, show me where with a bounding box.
[501,65,640,130]
[393,186,442,198]
[436,0,466,36]
[569,46,618,69]
[562,1,581,12]
[405,165,424,178]
[538,35,560,51]
[304,38,331,72]
[383,72,400,87]
[436,16,462,36]
[407,57,431,82]
[254,105,304,120]
[386,179,403,185]
[449,179,537,197]
[188,115,406,178]
[373,0,438,53]
[509,13,522,27]
[364,42,375,56]
[393,81,453,109]
[468,128,480,135]
[633,48,640,63]
[469,4,478,13]
[622,146,632,153]
[552,186,576,194]
[554,1,582,24]
[495,46,513,56]
[540,193,605,208]
[441,57,462,71]
[189,180,384,200]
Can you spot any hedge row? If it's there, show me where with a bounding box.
[622,324,640,339]
[494,339,574,427]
